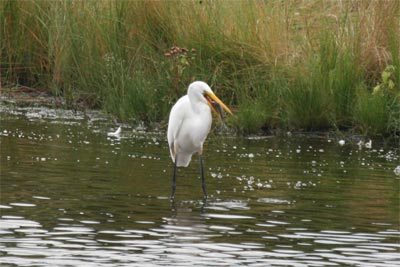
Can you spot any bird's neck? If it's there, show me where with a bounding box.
[187,90,207,114]
[190,99,208,114]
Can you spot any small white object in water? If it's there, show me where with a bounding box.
[357,140,364,149]
[365,139,372,149]
[107,126,121,137]
[338,139,345,146]
[394,166,400,176]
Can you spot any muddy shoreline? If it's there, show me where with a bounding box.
[1,87,399,145]
[1,87,66,108]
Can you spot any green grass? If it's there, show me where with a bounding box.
[1,0,399,136]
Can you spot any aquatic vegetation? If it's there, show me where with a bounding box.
[1,0,399,136]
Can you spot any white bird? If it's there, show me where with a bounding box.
[394,165,400,176]
[357,140,364,149]
[365,139,372,149]
[107,126,121,137]
[167,81,232,199]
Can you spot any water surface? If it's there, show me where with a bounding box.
[1,106,399,266]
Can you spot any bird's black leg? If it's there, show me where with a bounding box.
[199,155,208,199]
[171,155,178,200]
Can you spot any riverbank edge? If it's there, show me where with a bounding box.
[2,86,399,146]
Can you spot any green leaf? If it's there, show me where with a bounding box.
[372,85,381,95]
[388,80,395,90]
[382,71,390,83]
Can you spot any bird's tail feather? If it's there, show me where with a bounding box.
[175,153,192,167]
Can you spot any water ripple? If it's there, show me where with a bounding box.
[1,110,399,266]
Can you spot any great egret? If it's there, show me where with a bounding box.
[167,81,232,199]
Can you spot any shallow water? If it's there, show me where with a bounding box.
[1,106,399,266]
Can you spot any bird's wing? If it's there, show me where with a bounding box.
[167,96,187,162]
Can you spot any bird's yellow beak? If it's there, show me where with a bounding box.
[204,91,233,118]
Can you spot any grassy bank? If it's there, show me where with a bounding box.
[1,0,399,136]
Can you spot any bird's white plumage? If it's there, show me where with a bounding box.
[167,81,214,167]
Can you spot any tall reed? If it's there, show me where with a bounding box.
[1,0,399,135]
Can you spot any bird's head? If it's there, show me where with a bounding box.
[188,81,232,119]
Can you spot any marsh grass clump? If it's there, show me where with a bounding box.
[1,0,399,136]
[355,65,400,136]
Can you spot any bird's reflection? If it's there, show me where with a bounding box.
[170,197,207,214]
[165,198,210,242]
